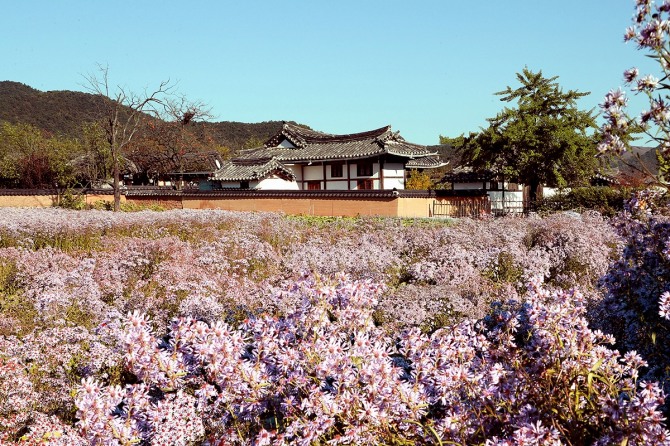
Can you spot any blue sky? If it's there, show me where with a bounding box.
[0,0,657,145]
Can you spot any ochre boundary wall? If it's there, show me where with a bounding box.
[0,190,124,208]
[183,196,400,217]
[133,190,487,218]
[0,189,488,218]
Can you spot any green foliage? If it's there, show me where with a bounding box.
[405,169,433,190]
[0,259,35,336]
[420,306,466,335]
[241,135,267,150]
[439,134,466,147]
[64,302,97,330]
[537,186,632,217]
[90,200,115,211]
[0,121,81,189]
[483,251,524,285]
[0,259,21,294]
[461,68,599,199]
[76,121,114,186]
[57,189,87,210]
[119,201,167,212]
[90,199,167,212]
[30,230,101,253]
[285,214,361,229]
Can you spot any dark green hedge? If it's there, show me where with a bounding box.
[536,186,635,217]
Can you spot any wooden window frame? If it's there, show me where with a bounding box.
[357,161,373,177]
[331,162,344,178]
[307,181,321,190]
[357,179,373,190]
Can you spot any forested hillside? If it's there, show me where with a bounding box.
[0,81,285,151]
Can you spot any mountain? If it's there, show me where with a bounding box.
[0,81,286,151]
[0,81,111,137]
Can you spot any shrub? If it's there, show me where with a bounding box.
[56,189,86,211]
[595,190,670,411]
[74,275,670,445]
[536,186,631,217]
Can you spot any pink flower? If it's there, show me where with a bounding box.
[660,291,670,320]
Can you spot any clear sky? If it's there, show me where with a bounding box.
[0,0,657,145]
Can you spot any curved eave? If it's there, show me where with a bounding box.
[385,141,437,158]
[212,159,296,182]
[213,170,296,182]
[406,156,448,169]
[276,150,386,163]
[406,162,449,169]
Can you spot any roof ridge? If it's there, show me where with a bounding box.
[282,123,392,143]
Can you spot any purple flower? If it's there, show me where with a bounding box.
[624,67,640,83]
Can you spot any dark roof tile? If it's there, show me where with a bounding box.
[212,158,296,182]
[406,156,448,169]
[250,123,437,162]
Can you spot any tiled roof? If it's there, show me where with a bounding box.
[166,151,224,174]
[406,156,448,169]
[235,123,437,162]
[118,188,488,198]
[211,158,296,182]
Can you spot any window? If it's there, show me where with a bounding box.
[240,181,250,190]
[357,179,373,190]
[306,181,321,190]
[357,162,373,177]
[330,163,343,178]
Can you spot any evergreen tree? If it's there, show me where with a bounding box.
[462,68,598,202]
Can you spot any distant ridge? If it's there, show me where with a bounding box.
[0,81,288,151]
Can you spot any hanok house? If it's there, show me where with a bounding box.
[211,123,441,190]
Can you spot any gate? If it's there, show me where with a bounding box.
[432,197,527,218]
[432,197,491,218]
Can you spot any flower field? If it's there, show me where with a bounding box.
[0,205,668,445]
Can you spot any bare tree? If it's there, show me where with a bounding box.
[158,97,213,189]
[129,96,215,188]
[84,65,173,211]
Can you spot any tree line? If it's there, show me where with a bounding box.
[0,69,235,210]
[0,118,228,189]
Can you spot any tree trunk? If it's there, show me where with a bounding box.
[113,157,121,212]
[528,179,540,211]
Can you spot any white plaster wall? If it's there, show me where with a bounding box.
[383,163,404,177]
[256,176,299,190]
[303,165,323,181]
[287,165,302,182]
[454,182,485,190]
[325,181,348,190]
[279,139,296,148]
[219,181,241,188]
[543,187,561,198]
[384,178,405,190]
[488,191,524,212]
